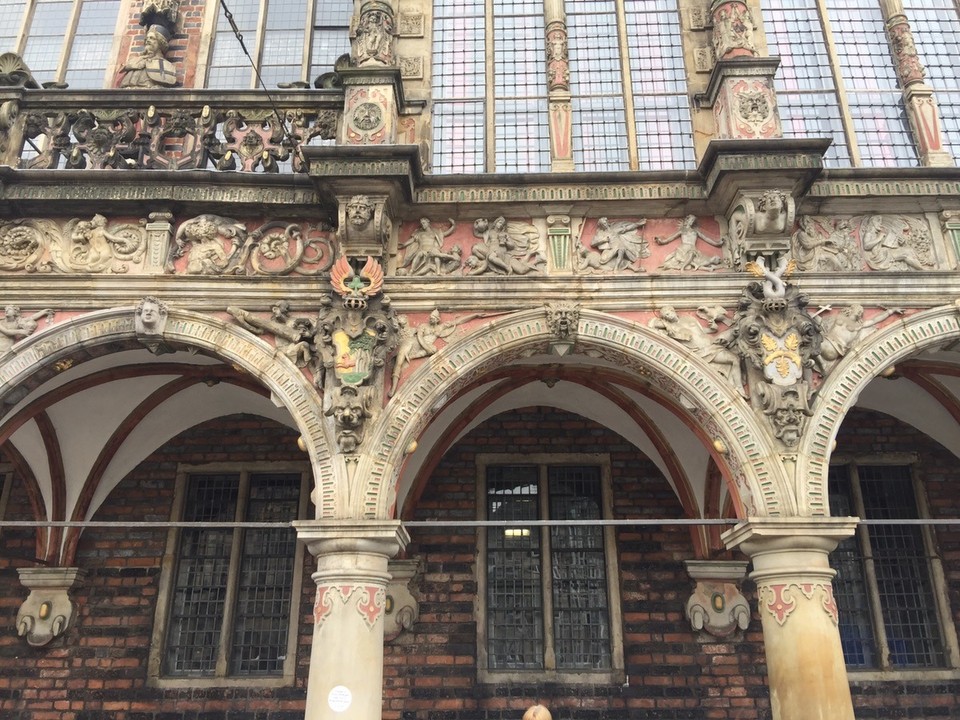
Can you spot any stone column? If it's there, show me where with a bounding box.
[723,518,858,720]
[295,520,409,720]
[880,0,954,167]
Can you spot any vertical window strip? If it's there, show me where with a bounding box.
[259,0,310,87]
[431,0,485,173]
[623,0,695,170]
[486,466,544,670]
[21,0,73,84]
[310,0,352,78]
[761,0,850,165]
[903,1,960,162]
[568,0,629,171]
[207,0,261,89]
[493,0,549,172]
[0,0,27,55]
[825,0,916,167]
[63,0,119,88]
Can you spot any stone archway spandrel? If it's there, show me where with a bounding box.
[361,308,797,521]
[799,304,960,515]
[0,306,341,518]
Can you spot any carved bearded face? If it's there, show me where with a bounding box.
[347,197,373,228]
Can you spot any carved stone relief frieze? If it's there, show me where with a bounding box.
[0,215,146,273]
[576,217,648,273]
[390,309,484,396]
[227,301,316,368]
[396,218,460,276]
[655,215,725,271]
[859,214,934,271]
[790,216,860,272]
[167,216,334,276]
[466,217,546,275]
[812,304,903,375]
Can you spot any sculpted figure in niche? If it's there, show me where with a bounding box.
[354,5,394,66]
[861,215,931,271]
[390,309,485,396]
[791,216,857,272]
[656,215,725,271]
[119,25,178,88]
[0,305,53,355]
[227,301,315,367]
[649,306,746,397]
[579,217,649,272]
[814,304,904,374]
[466,217,545,275]
[754,190,789,235]
[397,218,461,276]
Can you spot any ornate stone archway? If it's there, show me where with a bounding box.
[0,306,340,515]
[359,308,795,520]
[797,302,960,515]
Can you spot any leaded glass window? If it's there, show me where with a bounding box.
[160,469,304,680]
[829,464,948,669]
[482,461,619,676]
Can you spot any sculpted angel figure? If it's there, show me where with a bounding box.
[813,303,904,373]
[0,305,54,355]
[397,218,461,276]
[649,306,746,397]
[389,309,485,396]
[656,215,724,271]
[227,300,315,367]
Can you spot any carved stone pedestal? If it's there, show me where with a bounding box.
[724,518,858,720]
[16,567,86,646]
[295,520,409,720]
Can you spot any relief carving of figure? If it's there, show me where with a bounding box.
[656,215,725,271]
[813,303,904,374]
[578,217,649,273]
[754,190,789,235]
[170,215,246,274]
[860,215,933,271]
[119,25,178,88]
[389,309,485,396]
[55,215,147,273]
[134,296,168,337]
[227,300,316,367]
[397,218,461,276]
[466,217,546,275]
[353,3,395,66]
[346,195,375,231]
[649,306,745,397]
[791,216,858,272]
[712,0,758,59]
[0,305,53,355]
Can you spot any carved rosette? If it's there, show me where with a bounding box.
[344,87,394,145]
[545,21,570,92]
[711,0,758,60]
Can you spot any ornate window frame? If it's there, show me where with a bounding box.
[829,453,960,681]
[147,461,309,688]
[475,452,625,684]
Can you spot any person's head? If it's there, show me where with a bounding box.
[145,25,170,55]
[4,305,19,321]
[428,309,441,325]
[419,218,431,229]
[660,305,678,322]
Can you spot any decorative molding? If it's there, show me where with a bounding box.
[314,584,387,629]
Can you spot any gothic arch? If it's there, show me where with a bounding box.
[0,306,340,516]
[797,303,960,515]
[359,308,794,520]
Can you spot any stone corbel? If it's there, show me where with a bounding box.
[728,188,796,265]
[338,194,393,258]
[545,301,580,356]
[684,560,750,638]
[384,558,422,641]
[16,567,86,646]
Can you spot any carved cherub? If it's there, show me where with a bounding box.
[389,309,485,396]
[812,304,904,374]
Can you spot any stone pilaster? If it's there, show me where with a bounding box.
[880,0,954,167]
[544,0,573,171]
[295,520,409,720]
[724,518,858,720]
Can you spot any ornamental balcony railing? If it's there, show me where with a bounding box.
[0,54,342,173]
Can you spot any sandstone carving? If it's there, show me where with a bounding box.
[390,309,484,396]
[228,301,315,367]
[656,215,725,271]
[353,0,395,66]
[685,568,751,638]
[577,217,648,273]
[119,25,178,88]
[397,218,461,276]
[545,301,580,356]
[140,0,181,28]
[860,215,933,271]
[16,568,85,647]
[466,217,546,275]
[135,296,172,354]
[0,305,54,356]
[791,216,858,272]
[813,304,903,374]
[711,0,758,60]
[169,214,246,274]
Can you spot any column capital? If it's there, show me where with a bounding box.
[294,519,409,559]
[723,516,858,583]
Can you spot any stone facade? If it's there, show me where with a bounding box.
[0,1,959,719]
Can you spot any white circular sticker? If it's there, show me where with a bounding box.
[328,685,353,713]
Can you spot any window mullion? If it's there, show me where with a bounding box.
[815,0,862,165]
[484,0,496,172]
[613,0,639,170]
[250,0,270,89]
[216,470,250,677]
[301,0,315,86]
[55,0,84,83]
[539,464,557,671]
[849,463,891,669]
[12,0,35,55]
